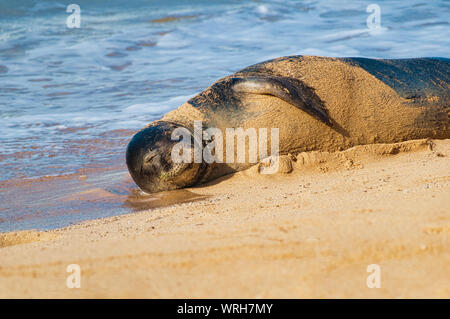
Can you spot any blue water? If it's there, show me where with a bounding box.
[0,0,449,231]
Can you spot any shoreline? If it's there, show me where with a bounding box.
[1,138,449,298]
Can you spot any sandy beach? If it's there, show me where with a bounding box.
[1,138,449,298]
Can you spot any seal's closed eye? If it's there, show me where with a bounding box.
[143,152,157,164]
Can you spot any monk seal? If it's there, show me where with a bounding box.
[126,55,449,193]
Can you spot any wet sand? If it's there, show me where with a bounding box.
[0,138,449,298]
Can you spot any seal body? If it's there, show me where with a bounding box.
[127,56,450,193]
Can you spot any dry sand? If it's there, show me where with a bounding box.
[0,138,449,298]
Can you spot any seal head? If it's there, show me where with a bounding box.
[126,121,203,193]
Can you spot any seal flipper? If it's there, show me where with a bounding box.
[232,75,331,126]
[232,75,349,136]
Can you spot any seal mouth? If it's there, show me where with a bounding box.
[126,121,202,193]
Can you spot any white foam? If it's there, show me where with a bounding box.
[124,94,195,114]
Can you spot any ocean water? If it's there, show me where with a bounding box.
[0,0,449,231]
